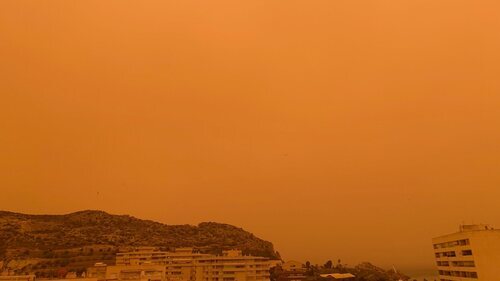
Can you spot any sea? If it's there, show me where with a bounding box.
[404,269,438,281]
[409,275,439,281]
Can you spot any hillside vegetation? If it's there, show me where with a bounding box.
[0,210,278,277]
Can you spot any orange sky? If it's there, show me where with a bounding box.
[1,0,500,272]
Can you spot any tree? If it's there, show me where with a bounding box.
[270,265,283,281]
[324,260,333,269]
[57,268,68,278]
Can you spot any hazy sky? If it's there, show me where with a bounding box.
[1,0,500,271]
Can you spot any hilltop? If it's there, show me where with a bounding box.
[0,210,279,276]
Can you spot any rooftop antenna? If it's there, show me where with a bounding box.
[392,266,403,281]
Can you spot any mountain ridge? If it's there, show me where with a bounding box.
[0,209,279,275]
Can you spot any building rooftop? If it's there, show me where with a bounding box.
[459,224,495,232]
[320,273,355,279]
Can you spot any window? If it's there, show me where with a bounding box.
[434,239,470,249]
[437,261,449,266]
[462,250,473,256]
[452,261,475,267]
[439,251,456,257]
[446,271,478,279]
[439,270,451,276]
[458,239,470,246]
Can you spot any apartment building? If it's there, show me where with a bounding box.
[277,261,306,281]
[281,261,304,273]
[106,265,165,281]
[0,276,98,281]
[0,276,36,281]
[116,247,210,266]
[87,263,109,280]
[432,224,500,281]
[91,248,271,281]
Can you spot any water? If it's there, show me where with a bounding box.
[409,275,438,281]
[404,269,438,281]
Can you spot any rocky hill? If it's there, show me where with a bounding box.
[0,210,279,277]
[352,262,410,281]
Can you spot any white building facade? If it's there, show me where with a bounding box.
[91,248,271,281]
[433,224,500,281]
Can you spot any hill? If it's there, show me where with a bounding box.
[0,210,279,276]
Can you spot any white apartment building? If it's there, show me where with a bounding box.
[0,276,36,281]
[116,247,210,266]
[433,224,500,281]
[92,248,271,281]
